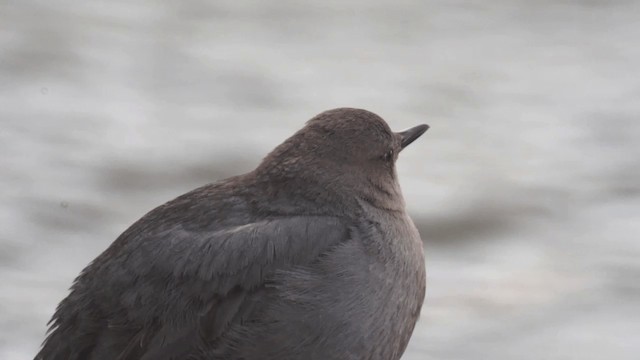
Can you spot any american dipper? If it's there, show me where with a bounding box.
[36,108,428,360]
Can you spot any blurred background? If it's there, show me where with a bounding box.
[1,1,640,359]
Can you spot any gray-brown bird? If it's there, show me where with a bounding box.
[36,108,428,360]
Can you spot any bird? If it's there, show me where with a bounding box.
[35,107,429,360]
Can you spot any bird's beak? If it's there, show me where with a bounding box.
[398,124,429,150]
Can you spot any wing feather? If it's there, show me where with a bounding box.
[36,206,349,360]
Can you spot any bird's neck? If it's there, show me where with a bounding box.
[250,164,406,216]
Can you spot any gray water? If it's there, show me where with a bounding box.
[1,1,640,359]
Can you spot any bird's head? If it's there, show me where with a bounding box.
[256,108,428,210]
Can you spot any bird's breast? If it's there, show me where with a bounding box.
[324,209,426,359]
[233,211,426,360]
[371,212,426,358]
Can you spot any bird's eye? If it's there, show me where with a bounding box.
[383,150,394,162]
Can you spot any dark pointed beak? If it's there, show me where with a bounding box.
[398,124,429,150]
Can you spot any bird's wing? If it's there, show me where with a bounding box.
[36,208,350,360]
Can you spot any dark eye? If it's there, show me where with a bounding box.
[382,150,394,162]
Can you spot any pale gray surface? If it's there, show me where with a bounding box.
[1,1,640,359]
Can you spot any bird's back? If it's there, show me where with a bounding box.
[36,178,259,360]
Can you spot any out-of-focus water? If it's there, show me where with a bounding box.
[1,1,639,359]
